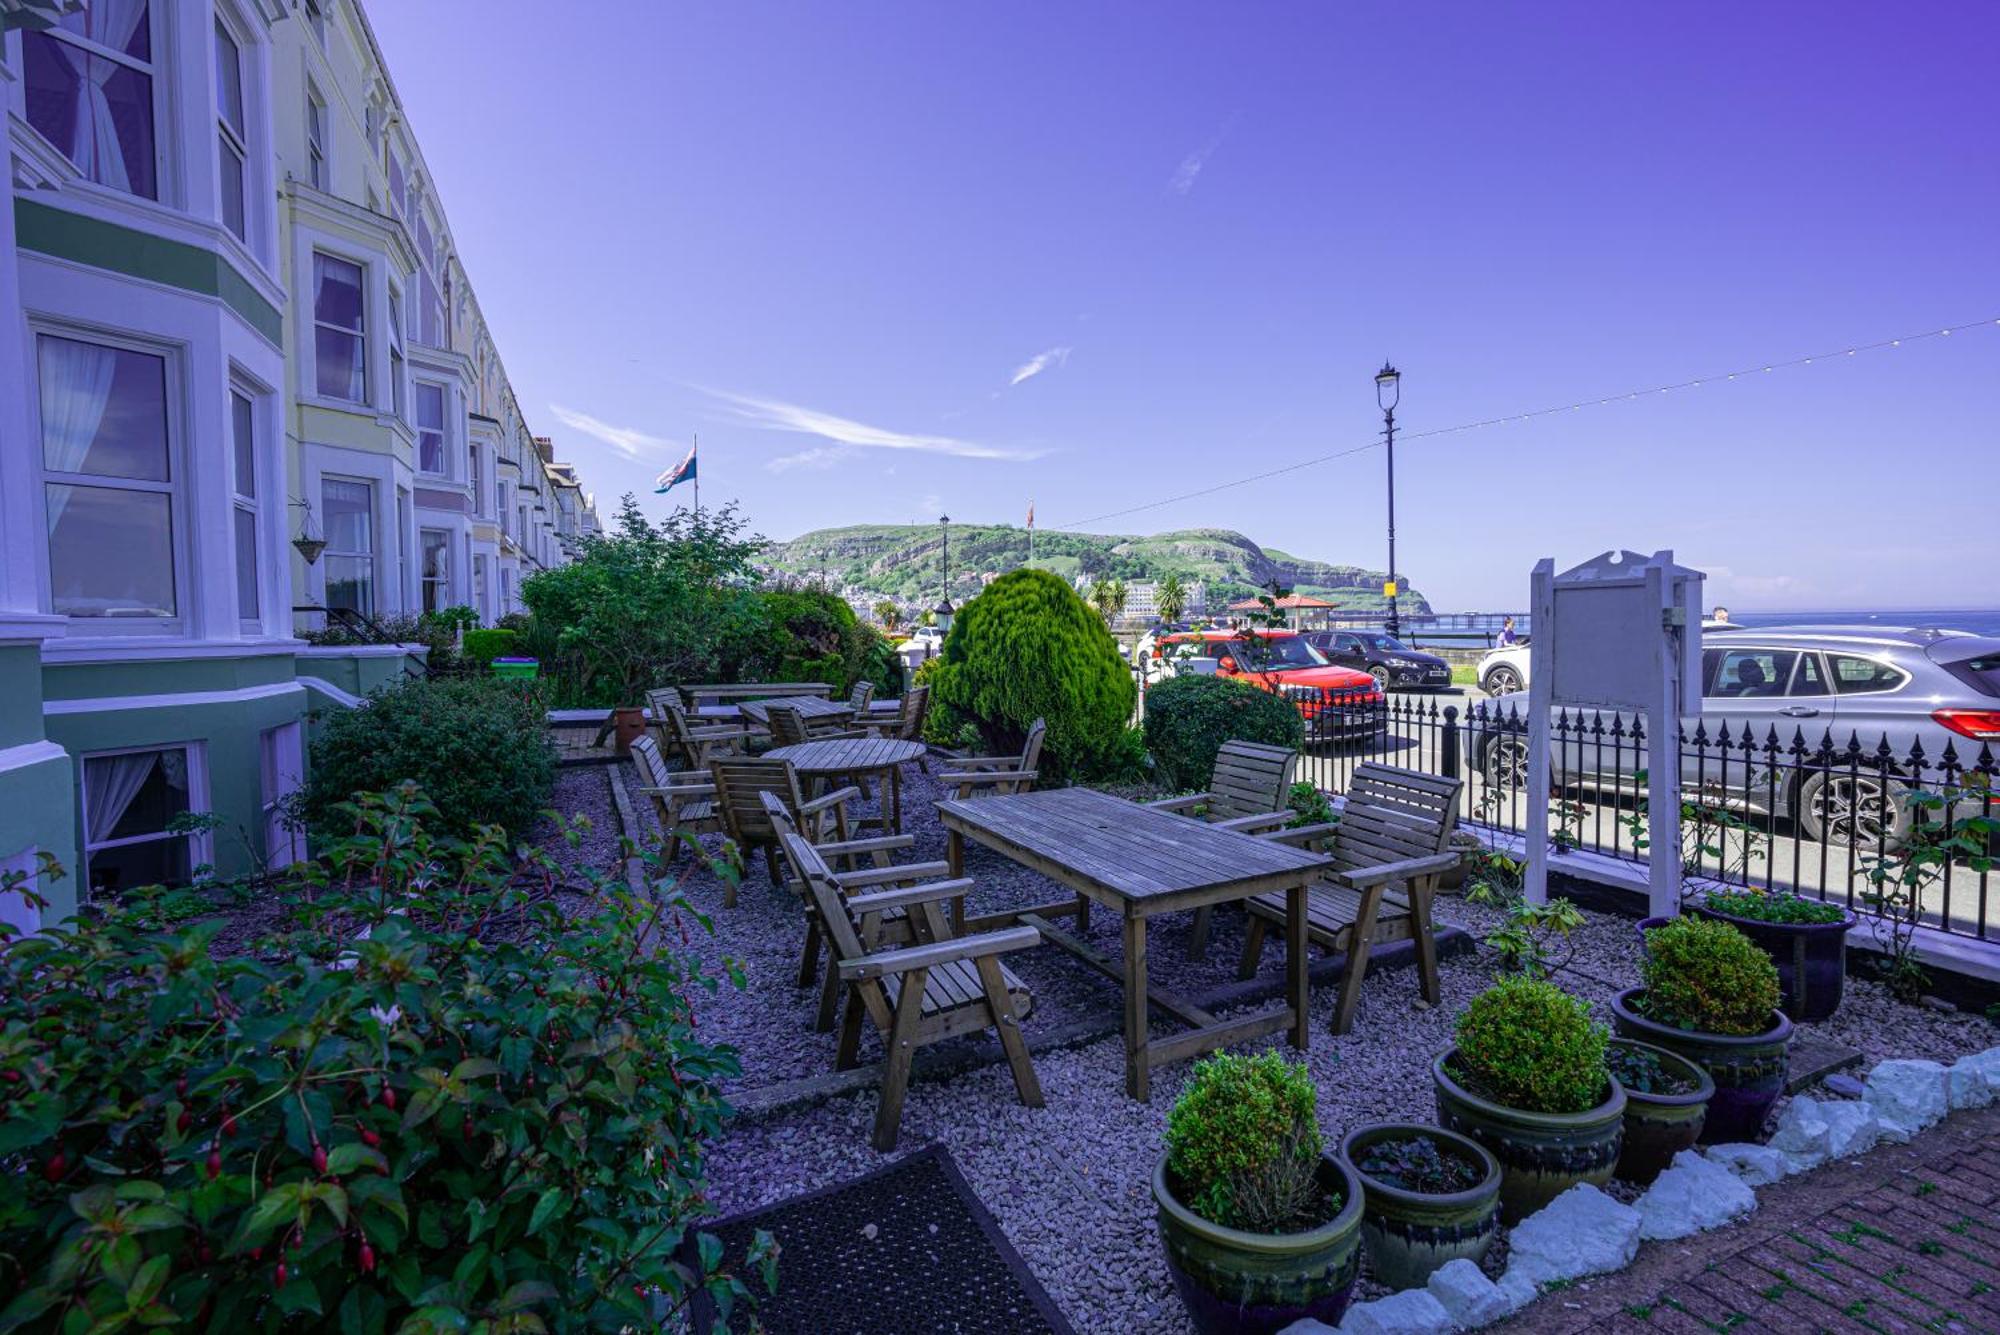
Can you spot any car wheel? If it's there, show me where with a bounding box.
[1797,770,1915,849]
[1483,664,1523,696]
[1368,665,1392,693]
[1481,734,1530,795]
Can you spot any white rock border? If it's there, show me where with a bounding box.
[1276,1044,2000,1335]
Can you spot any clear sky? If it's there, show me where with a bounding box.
[367,2,1999,612]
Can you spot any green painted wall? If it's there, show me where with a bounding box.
[41,651,295,702]
[0,644,45,748]
[294,650,427,698]
[1,752,80,925]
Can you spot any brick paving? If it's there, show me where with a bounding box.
[1500,1104,2000,1335]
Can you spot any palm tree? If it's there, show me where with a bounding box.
[1155,571,1187,624]
[1089,577,1118,622]
[1109,580,1128,620]
[873,599,901,633]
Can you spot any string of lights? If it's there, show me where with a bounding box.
[1057,313,2000,530]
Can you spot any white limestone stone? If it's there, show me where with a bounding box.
[1338,1289,1455,1335]
[1863,1059,1949,1142]
[1947,1048,2000,1110]
[1635,1150,1758,1240]
[1277,1321,1340,1335]
[1427,1258,1512,1329]
[1503,1183,1642,1286]
[1766,1096,1833,1173]
[1820,1099,1884,1158]
[1703,1142,1791,1186]
[1494,1267,1540,1316]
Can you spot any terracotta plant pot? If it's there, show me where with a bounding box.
[1153,1153,1365,1335]
[1690,903,1854,1022]
[1606,1038,1715,1184]
[1431,1049,1625,1224]
[1338,1123,1501,1291]
[1610,988,1792,1144]
[611,706,648,757]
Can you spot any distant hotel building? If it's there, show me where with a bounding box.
[1,0,598,928]
[1122,579,1206,621]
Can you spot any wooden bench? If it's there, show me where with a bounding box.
[1147,739,1298,955]
[679,681,836,707]
[784,832,1044,1150]
[1238,762,1463,1034]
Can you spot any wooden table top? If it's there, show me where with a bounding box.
[765,737,927,774]
[738,696,856,725]
[936,787,1328,909]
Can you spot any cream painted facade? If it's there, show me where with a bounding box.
[1,0,596,929]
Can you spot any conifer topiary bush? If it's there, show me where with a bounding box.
[926,569,1139,781]
[1144,674,1304,791]
[1638,916,1781,1035]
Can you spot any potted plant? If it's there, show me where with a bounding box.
[1606,1038,1715,1184]
[1612,916,1791,1144]
[1337,1123,1501,1290]
[1153,1052,1364,1334]
[1693,889,1854,1021]
[1432,976,1625,1222]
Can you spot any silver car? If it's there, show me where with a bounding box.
[1468,626,2000,846]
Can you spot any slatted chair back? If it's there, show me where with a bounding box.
[877,684,928,740]
[785,835,897,1033]
[631,732,672,790]
[1328,761,1460,876]
[847,681,876,713]
[1204,740,1296,823]
[1018,717,1047,774]
[709,757,810,850]
[646,692,711,766]
[765,702,813,749]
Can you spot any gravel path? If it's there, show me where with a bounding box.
[584,755,1999,1334]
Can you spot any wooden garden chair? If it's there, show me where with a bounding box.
[629,734,724,864]
[649,690,754,768]
[1237,761,1463,1034]
[864,684,931,771]
[1146,739,1298,955]
[846,681,876,714]
[764,791,954,1031]
[708,756,861,899]
[783,831,1045,1150]
[937,718,1045,799]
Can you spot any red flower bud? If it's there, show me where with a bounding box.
[275,1262,287,1286]
[222,1113,237,1136]
[42,1150,65,1182]
[207,1149,222,1179]
[1,1069,21,1083]
[358,1241,376,1274]
[312,1144,328,1175]
[361,1128,381,1147]
[462,1115,475,1140]
[199,1242,215,1264]
[176,1075,189,1098]
[250,1247,262,1262]
[380,1087,397,1111]
[177,1109,192,1133]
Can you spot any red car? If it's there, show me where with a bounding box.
[1147,629,1384,741]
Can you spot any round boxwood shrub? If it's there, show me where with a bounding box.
[301,678,556,840]
[462,627,519,669]
[1638,916,1781,1035]
[1144,674,1304,791]
[1164,1051,1327,1232]
[1452,976,1608,1114]
[926,569,1138,781]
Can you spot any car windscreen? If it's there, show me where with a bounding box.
[1941,652,2000,699]
[1354,633,1410,652]
[1233,636,1328,668]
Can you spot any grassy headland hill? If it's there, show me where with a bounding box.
[761,523,1429,615]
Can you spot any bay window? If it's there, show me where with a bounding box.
[22,0,157,200]
[306,85,328,190]
[230,389,259,624]
[82,745,199,899]
[214,20,248,241]
[312,253,366,401]
[420,529,450,612]
[470,443,483,512]
[37,333,177,622]
[321,477,375,616]
[415,382,446,474]
[388,292,406,419]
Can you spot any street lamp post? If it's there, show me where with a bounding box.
[1375,362,1402,640]
[932,513,955,641]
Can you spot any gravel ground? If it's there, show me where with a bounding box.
[594,755,1999,1335]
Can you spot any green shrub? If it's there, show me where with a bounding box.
[0,786,771,1331]
[1639,916,1781,1035]
[462,627,519,668]
[301,678,556,840]
[926,569,1138,781]
[1700,890,1847,926]
[1164,1052,1328,1233]
[1452,976,1609,1114]
[1143,674,1304,791]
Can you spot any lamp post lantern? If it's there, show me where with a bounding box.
[932,513,955,638]
[1375,362,1402,640]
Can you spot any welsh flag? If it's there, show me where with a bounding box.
[654,442,697,494]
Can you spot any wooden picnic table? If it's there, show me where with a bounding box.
[679,682,836,707]
[935,787,1330,1101]
[736,696,857,728]
[766,737,928,832]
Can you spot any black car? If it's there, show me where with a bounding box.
[1303,629,1453,691]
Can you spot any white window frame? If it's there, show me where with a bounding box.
[214,16,250,242]
[259,723,304,867]
[387,289,406,421]
[305,81,328,191]
[320,474,376,617]
[229,382,260,629]
[21,3,165,203]
[32,326,188,636]
[304,0,327,48]
[311,250,368,403]
[419,527,450,613]
[414,379,447,476]
[469,441,483,514]
[79,742,210,901]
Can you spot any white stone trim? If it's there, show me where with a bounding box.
[42,639,303,665]
[295,643,429,659]
[297,675,363,709]
[43,681,305,716]
[0,739,70,774]
[0,614,66,644]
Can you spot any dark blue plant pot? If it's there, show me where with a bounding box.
[1690,904,1854,1022]
[1610,989,1792,1144]
[1637,916,1672,944]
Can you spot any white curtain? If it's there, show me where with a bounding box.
[85,752,157,846]
[52,0,148,193]
[37,337,118,528]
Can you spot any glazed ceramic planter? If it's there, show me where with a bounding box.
[1338,1123,1501,1291]
[1611,988,1792,1144]
[1431,1050,1625,1224]
[1607,1038,1715,1184]
[611,706,647,757]
[1153,1153,1365,1335]
[1691,902,1854,1022]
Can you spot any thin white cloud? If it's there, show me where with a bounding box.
[546,404,675,462]
[696,387,1046,470]
[1169,113,1241,196]
[1009,346,1072,387]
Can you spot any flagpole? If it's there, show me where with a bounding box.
[692,433,699,520]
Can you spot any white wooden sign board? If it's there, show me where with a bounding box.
[1524,549,1703,917]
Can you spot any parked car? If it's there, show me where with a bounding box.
[1474,643,1530,696]
[1141,628,1384,742]
[1465,626,2000,847]
[1304,629,1453,691]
